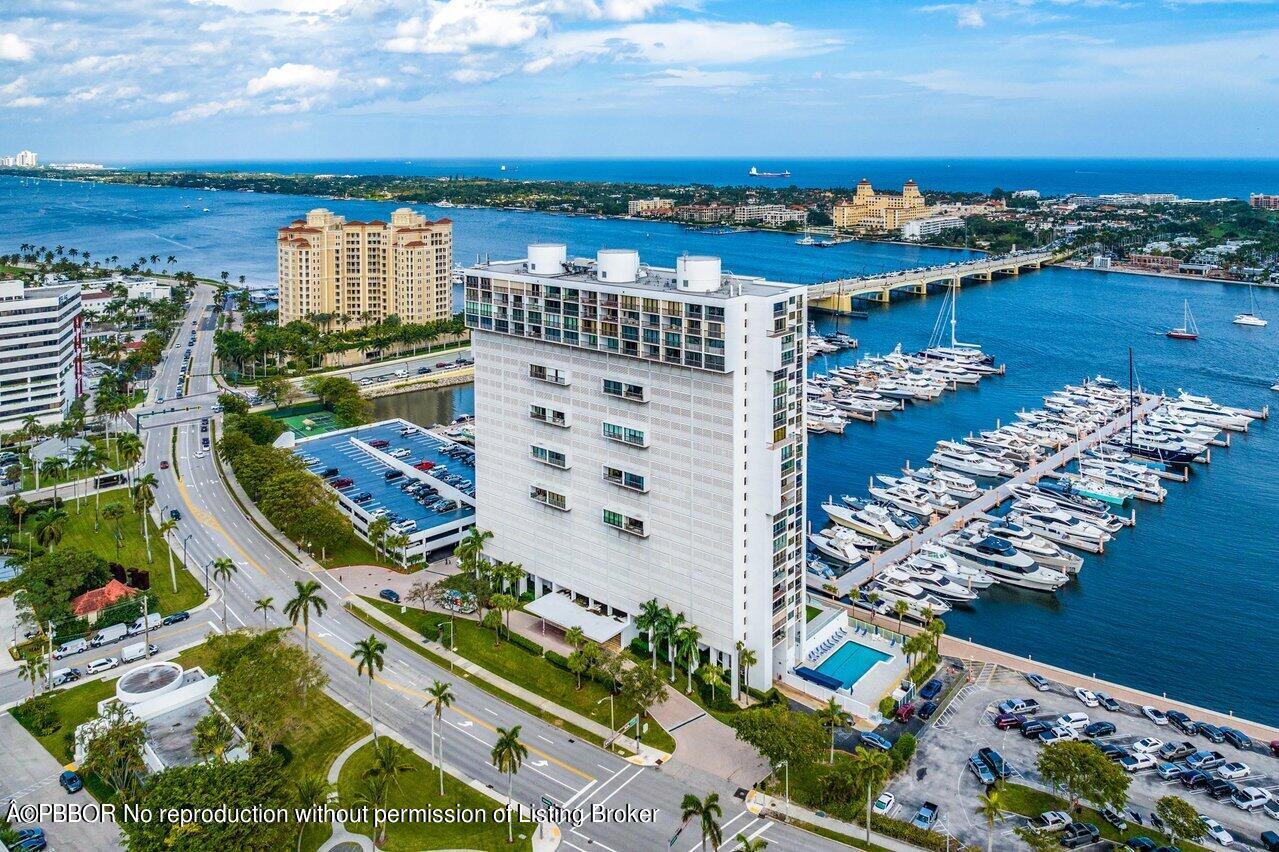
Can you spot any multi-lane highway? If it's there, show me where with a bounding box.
[13,285,845,851]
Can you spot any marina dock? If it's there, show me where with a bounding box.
[826,392,1164,596]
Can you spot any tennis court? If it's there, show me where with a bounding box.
[278,409,341,436]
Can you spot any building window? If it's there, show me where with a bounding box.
[529,363,569,385]
[602,422,647,447]
[529,485,569,511]
[529,405,569,427]
[602,379,647,402]
[531,445,569,469]
[603,465,647,492]
[603,509,647,537]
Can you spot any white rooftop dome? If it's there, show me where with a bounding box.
[676,255,722,293]
[596,249,639,284]
[528,243,567,275]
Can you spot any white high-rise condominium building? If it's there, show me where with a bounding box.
[464,244,808,695]
[17,151,38,168]
[0,280,83,432]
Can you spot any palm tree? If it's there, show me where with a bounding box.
[454,526,492,576]
[384,532,410,567]
[351,634,387,741]
[735,641,758,694]
[117,432,143,486]
[283,579,328,656]
[39,456,66,500]
[735,835,769,852]
[8,496,29,535]
[564,625,585,650]
[18,654,47,699]
[102,501,126,552]
[676,623,702,694]
[976,783,1006,852]
[292,775,333,852]
[698,663,727,702]
[490,725,528,844]
[157,518,179,593]
[816,697,853,763]
[662,609,685,682]
[32,507,67,554]
[132,473,158,562]
[211,557,237,628]
[71,443,98,511]
[636,599,663,668]
[425,680,455,796]
[893,598,910,633]
[850,748,895,843]
[254,597,275,628]
[363,739,413,844]
[367,515,390,558]
[680,792,723,851]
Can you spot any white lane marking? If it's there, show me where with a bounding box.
[561,779,597,809]
[570,829,618,852]
[537,735,554,744]
[687,810,750,852]
[596,767,644,806]
[483,707,498,717]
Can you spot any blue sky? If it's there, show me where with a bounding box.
[1,0,1277,161]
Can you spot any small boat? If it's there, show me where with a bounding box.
[1234,284,1268,327]
[1166,300,1199,340]
[808,528,873,564]
[796,231,818,246]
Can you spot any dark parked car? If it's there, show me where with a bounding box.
[919,678,944,700]
[1166,710,1195,734]
[860,732,893,751]
[331,477,353,488]
[995,713,1027,730]
[1179,769,1211,789]
[1260,831,1279,852]
[354,492,373,503]
[60,770,83,793]
[168,508,182,520]
[368,439,390,448]
[1096,743,1129,762]
[1021,720,1052,738]
[384,470,403,481]
[895,702,917,723]
[1096,692,1122,712]
[1221,728,1252,750]
[1060,822,1100,849]
[978,746,1012,779]
[1197,723,1226,744]
[379,589,401,604]
[321,467,340,479]
[917,700,939,721]
[1084,721,1117,738]
[162,611,190,626]
[1207,778,1238,800]
[160,460,169,469]
[1271,740,1279,758]
[1127,837,1157,852]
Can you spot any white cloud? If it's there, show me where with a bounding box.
[384,0,547,54]
[7,96,46,107]
[958,6,986,26]
[191,0,353,13]
[246,62,340,95]
[645,68,764,88]
[0,33,35,62]
[450,67,508,83]
[172,98,249,122]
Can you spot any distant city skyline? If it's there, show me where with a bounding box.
[2,0,1277,161]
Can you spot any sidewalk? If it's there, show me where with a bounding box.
[346,595,670,766]
[746,790,925,852]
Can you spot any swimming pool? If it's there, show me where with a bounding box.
[814,641,893,690]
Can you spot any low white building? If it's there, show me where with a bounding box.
[901,215,964,241]
[733,204,807,226]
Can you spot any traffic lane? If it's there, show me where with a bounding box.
[296,348,473,387]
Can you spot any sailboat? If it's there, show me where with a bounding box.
[796,230,818,246]
[1166,299,1199,340]
[1233,284,1268,327]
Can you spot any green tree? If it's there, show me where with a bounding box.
[490,592,517,633]
[893,598,909,633]
[254,596,275,628]
[454,526,492,577]
[732,706,824,770]
[736,641,758,694]
[636,598,663,668]
[1037,739,1130,813]
[976,783,1006,852]
[680,791,723,852]
[735,834,769,852]
[850,747,895,844]
[424,680,455,796]
[816,697,852,764]
[157,517,179,593]
[102,500,126,552]
[351,634,387,741]
[367,515,390,557]
[490,725,528,844]
[362,739,414,845]
[39,456,67,499]
[293,774,334,852]
[81,702,148,792]
[283,579,328,657]
[1155,795,1203,847]
[8,495,29,534]
[676,623,702,694]
[211,557,238,628]
[32,507,67,554]
[192,711,234,763]
[18,654,47,700]
[132,472,158,562]
[567,648,590,689]
[698,663,727,703]
[209,630,328,754]
[619,663,668,745]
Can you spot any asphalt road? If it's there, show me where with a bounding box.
[21,286,843,851]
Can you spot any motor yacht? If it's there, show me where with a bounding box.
[908,545,996,589]
[1168,395,1253,431]
[885,563,978,603]
[871,478,959,516]
[822,502,907,543]
[861,574,952,619]
[808,527,873,564]
[1113,434,1201,467]
[1009,481,1111,519]
[939,530,1070,591]
[1076,462,1167,503]
[929,443,1016,478]
[807,556,837,580]
[968,517,1083,573]
[1006,508,1111,554]
[903,466,982,501]
[1010,494,1125,534]
[808,402,842,419]
[842,495,923,532]
[1056,473,1132,507]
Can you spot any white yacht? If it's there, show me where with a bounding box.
[823,502,907,543]
[807,527,874,564]
[929,443,1015,478]
[1169,394,1254,431]
[903,466,982,501]
[870,478,959,517]
[1076,462,1167,503]
[908,545,996,589]
[1006,508,1111,554]
[939,530,1069,591]
[862,574,952,619]
[885,563,978,603]
[968,518,1084,573]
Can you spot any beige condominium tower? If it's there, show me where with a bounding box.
[277,207,453,327]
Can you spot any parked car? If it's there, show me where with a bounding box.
[162,611,190,626]
[1074,687,1100,707]
[1025,673,1051,691]
[999,698,1041,715]
[1126,837,1157,852]
[978,746,1012,779]
[160,460,170,469]
[1102,805,1128,831]
[919,678,943,700]
[12,828,47,851]
[86,656,120,674]
[331,477,353,488]
[1095,692,1122,712]
[1142,706,1169,726]
[1166,710,1195,734]
[59,770,83,793]
[1084,721,1116,738]
[1029,811,1071,833]
[894,702,916,723]
[995,712,1027,730]
[872,792,895,816]
[910,802,939,831]
[860,732,893,751]
[1188,750,1227,771]
[1132,737,1164,755]
[1055,712,1090,731]
[1097,742,1129,762]
[1261,831,1279,852]
[1197,723,1226,744]
[1207,779,1239,801]
[1158,741,1196,762]
[1221,728,1252,750]
[368,439,390,448]
[1060,822,1100,848]
[379,589,402,604]
[1122,753,1157,773]
[917,700,938,721]
[50,667,82,687]
[1217,762,1249,780]
[1200,817,1234,846]
[1041,727,1079,745]
[1180,769,1212,790]
[1264,799,1279,820]
[1022,720,1052,738]
[968,754,997,785]
[1156,762,1183,780]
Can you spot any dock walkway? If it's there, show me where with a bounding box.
[829,392,1164,595]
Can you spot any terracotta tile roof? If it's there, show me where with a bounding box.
[72,579,138,617]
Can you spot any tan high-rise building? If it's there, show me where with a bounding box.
[277,207,453,327]
[832,179,928,232]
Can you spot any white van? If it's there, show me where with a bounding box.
[394,368,409,379]
[51,667,82,686]
[91,623,129,647]
[1054,712,1091,731]
[121,642,157,663]
[53,638,89,659]
[128,613,162,636]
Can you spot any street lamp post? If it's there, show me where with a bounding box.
[597,695,615,749]
[436,622,456,668]
[777,760,790,820]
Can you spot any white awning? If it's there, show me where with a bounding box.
[525,593,626,644]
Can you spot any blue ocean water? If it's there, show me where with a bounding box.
[116,157,1279,199]
[2,174,1276,724]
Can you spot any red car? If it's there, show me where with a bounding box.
[160,460,170,469]
[994,713,1027,730]
[331,477,353,488]
[1271,740,1279,758]
[368,439,390,448]
[894,702,916,723]
[414,460,435,471]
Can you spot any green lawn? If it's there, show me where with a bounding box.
[999,783,1212,851]
[16,436,127,491]
[337,738,531,852]
[11,676,116,764]
[15,487,206,616]
[807,605,822,622]
[357,599,676,754]
[319,535,404,571]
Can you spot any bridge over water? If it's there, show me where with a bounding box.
[807,249,1062,313]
